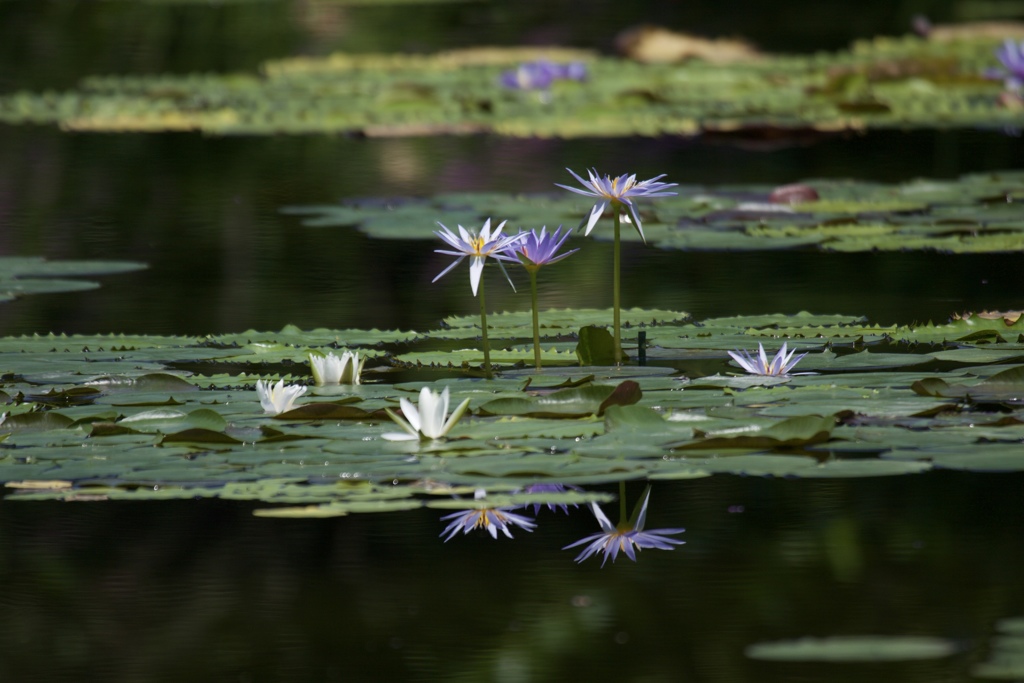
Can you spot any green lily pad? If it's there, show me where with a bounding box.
[478,381,642,418]
[678,414,837,450]
[745,635,957,662]
[0,256,148,301]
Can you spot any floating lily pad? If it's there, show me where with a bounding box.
[2,38,1017,144]
[286,169,1024,254]
[792,459,933,478]
[2,306,1024,508]
[745,635,957,662]
[0,256,148,302]
[478,381,642,418]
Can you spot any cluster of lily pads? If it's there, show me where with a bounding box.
[3,305,1024,553]
[286,169,1024,254]
[0,36,1019,137]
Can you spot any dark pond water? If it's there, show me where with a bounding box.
[2,2,1024,681]
[2,475,1023,682]
[2,127,1023,338]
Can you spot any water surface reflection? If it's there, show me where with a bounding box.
[0,475,1019,682]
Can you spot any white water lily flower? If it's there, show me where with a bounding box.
[728,342,807,376]
[256,379,307,415]
[309,350,364,386]
[382,386,471,441]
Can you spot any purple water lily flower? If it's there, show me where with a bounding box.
[556,168,677,242]
[518,482,583,514]
[503,225,578,270]
[990,40,1024,92]
[433,218,523,296]
[564,487,685,566]
[505,226,579,370]
[499,60,587,90]
[728,342,807,377]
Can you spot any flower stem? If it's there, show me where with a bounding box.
[479,276,493,379]
[529,269,541,370]
[612,209,623,365]
[618,480,627,524]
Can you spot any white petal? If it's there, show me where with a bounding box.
[353,354,367,384]
[556,183,600,198]
[439,386,451,420]
[469,256,485,296]
[384,407,419,438]
[589,502,616,533]
[583,201,606,235]
[399,397,421,434]
[495,259,516,293]
[569,167,595,188]
[728,350,759,375]
[309,355,325,386]
[279,384,306,412]
[772,344,790,375]
[624,201,646,242]
[381,431,420,442]
[434,226,466,251]
[441,397,471,436]
[418,387,444,438]
[256,380,275,413]
[432,255,466,283]
[634,486,652,531]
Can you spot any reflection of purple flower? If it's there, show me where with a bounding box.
[556,168,677,242]
[519,482,582,514]
[564,487,684,566]
[988,40,1024,92]
[440,507,537,541]
[440,489,537,541]
[503,226,578,271]
[499,61,587,90]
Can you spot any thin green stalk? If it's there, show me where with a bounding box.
[479,276,493,379]
[529,268,541,370]
[612,209,622,365]
[618,480,627,526]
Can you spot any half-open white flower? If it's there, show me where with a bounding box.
[382,386,471,441]
[256,379,307,415]
[309,350,364,386]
